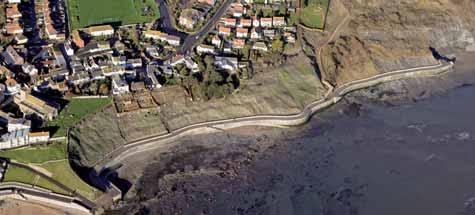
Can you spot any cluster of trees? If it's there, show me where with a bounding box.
[71,79,110,96]
[163,55,240,101]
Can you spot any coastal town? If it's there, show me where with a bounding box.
[0,0,329,213]
[0,0,325,149]
[0,0,468,214]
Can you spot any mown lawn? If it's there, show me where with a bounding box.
[67,0,160,29]
[40,160,102,200]
[0,142,66,164]
[47,97,111,137]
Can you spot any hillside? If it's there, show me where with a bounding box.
[319,0,475,86]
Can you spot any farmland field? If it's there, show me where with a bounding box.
[66,0,159,29]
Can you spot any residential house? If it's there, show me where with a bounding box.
[84,25,114,37]
[212,35,222,47]
[250,28,262,40]
[169,55,186,67]
[272,16,286,27]
[143,30,181,46]
[6,4,22,20]
[196,44,215,54]
[72,30,85,48]
[0,112,30,150]
[111,75,129,95]
[231,3,245,17]
[184,57,200,73]
[112,56,127,66]
[222,18,237,27]
[69,71,90,85]
[179,9,200,30]
[126,58,142,69]
[218,27,231,37]
[13,91,58,121]
[284,32,296,43]
[232,39,245,49]
[5,78,20,95]
[252,42,268,52]
[215,56,238,71]
[29,131,50,144]
[21,64,38,77]
[1,46,24,66]
[260,18,273,27]
[197,0,216,6]
[263,29,276,39]
[145,67,162,89]
[5,22,23,35]
[236,27,249,38]
[90,69,105,81]
[7,0,21,3]
[239,19,252,28]
[252,17,260,27]
[45,24,59,40]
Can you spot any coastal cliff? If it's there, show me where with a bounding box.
[321,0,475,86]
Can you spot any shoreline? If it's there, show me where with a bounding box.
[96,60,454,170]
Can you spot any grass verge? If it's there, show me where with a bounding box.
[0,142,66,163]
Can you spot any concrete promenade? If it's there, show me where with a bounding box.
[96,61,454,169]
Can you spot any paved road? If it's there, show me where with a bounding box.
[179,0,235,54]
[95,61,453,169]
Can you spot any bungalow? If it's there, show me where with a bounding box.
[212,35,222,47]
[5,22,23,35]
[272,16,286,27]
[252,42,268,52]
[196,44,215,54]
[143,30,181,46]
[250,28,261,40]
[112,75,129,95]
[232,39,245,49]
[218,27,231,36]
[239,19,252,28]
[222,18,237,27]
[236,27,249,38]
[84,25,114,37]
[260,18,273,28]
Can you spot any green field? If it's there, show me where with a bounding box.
[300,0,329,29]
[3,166,70,195]
[47,98,111,137]
[0,142,66,163]
[40,160,102,200]
[67,0,160,29]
